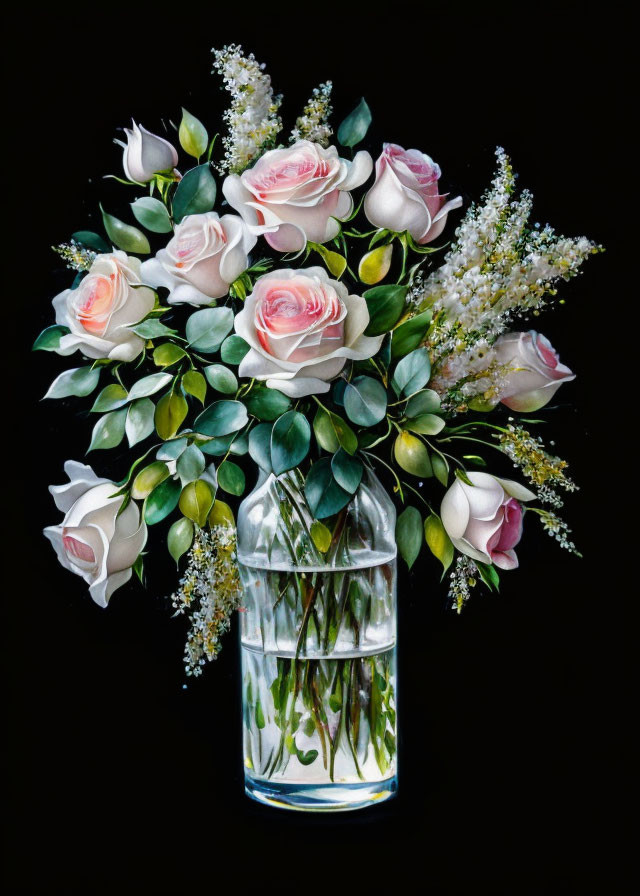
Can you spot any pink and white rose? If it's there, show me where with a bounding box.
[441,472,536,570]
[364,143,462,244]
[141,212,256,305]
[222,140,373,253]
[234,267,383,397]
[118,121,179,183]
[494,330,575,412]
[52,251,155,362]
[44,461,147,607]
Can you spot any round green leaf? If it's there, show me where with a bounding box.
[131,319,177,339]
[244,385,291,421]
[186,307,234,352]
[132,461,170,500]
[179,479,214,527]
[402,413,445,436]
[271,410,311,475]
[72,231,110,253]
[330,449,363,494]
[128,373,173,400]
[172,164,217,224]
[194,400,248,437]
[390,310,432,360]
[204,364,238,394]
[155,391,188,440]
[156,438,188,462]
[220,335,250,365]
[126,398,156,447]
[100,205,150,254]
[432,454,449,487]
[394,432,432,477]
[130,197,172,233]
[396,506,423,570]
[337,97,372,147]
[181,370,207,404]
[90,383,128,413]
[153,343,187,367]
[168,517,194,565]
[144,477,181,525]
[405,389,441,417]
[248,423,273,473]
[33,325,70,352]
[44,366,100,399]
[343,376,387,426]
[179,108,208,158]
[199,432,248,456]
[313,406,358,455]
[217,461,246,496]
[176,444,206,484]
[363,284,407,336]
[305,458,351,519]
[87,407,127,452]
[310,520,332,553]
[391,348,431,397]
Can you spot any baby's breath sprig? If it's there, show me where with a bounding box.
[52,240,96,272]
[448,555,479,613]
[496,423,577,506]
[290,82,333,147]
[533,509,581,556]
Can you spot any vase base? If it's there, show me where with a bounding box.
[244,774,398,812]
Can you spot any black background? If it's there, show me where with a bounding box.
[4,8,630,894]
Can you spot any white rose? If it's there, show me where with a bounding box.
[141,212,256,305]
[222,140,373,253]
[234,267,383,398]
[44,461,147,607]
[494,330,575,412]
[441,472,536,570]
[118,121,178,183]
[52,251,156,362]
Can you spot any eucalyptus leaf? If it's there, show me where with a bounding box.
[363,284,407,336]
[128,372,173,400]
[431,454,449,486]
[313,406,358,455]
[156,438,188,462]
[33,325,70,352]
[186,307,234,352]
[90,384,128,413]
[172,164,217,224]
[405,389,441,417]
[331,449,363,494]
[394,432,432,477]
[396,506,423,569]
[337,97,372,147]
[130,197,172,233]
[153,343,187,367]
[126,398,155,447]
[208,500,235,528]
[248,423,273,473]
[132,461,170,499]
[204,364,238,394]
[44,366,100,399]
[220,335,250,365]
[390,310,432,360]
[101,205,150,254]
[131,319,177,339]
[168,517,194,565]
[343,376,387,426]
[305,458,352,519]
[181,370,207,404]
[199,432,248,456]
[424,513,454,574]
[310,520,332,553]
[194,400,248,437]
[179,108,209,158]
[144,477,181,525]
[87,407,127,452]
[391,348,431,397]
[179,479,215,527]
[402,413,445,435]
[270,411,311,475]
[155,391,188,440]
[72,231,110,253]
[176,444,206,484]
[245,385,291,421]
[217,461,246,496]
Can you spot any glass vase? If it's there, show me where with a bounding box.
[237,466,398,812]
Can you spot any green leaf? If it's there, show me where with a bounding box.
[87,407,127,452]
[144,477,181,525]
[179,479,215,527]
[405,389,441,417]
[204,364,238,394]
[305,458,351,519]
[245,385,291,421]
[44,366,100,399]
[218,461,246,495]
[402,413,445,436]
[310,242,347,278]
[153,343,187,367]
[296,748,319,766]
[424,513,454,574]
[33,324,70,352]
[270,411,311,475]
[199,432,247,456]
[172,164,217,224]
[157,438,188,461]
[337,97,372,147]
[155,391,188,440]
[391,348,431,397]
[220,334,250,365]
[126,398,155,447]
[186,307,234,352]
[363,284,407,336]
[168,517,194,565]
[330,449,363,494]
[313,406,358,455]
[132,461,170,499]
[208,499,235,528]
[176,444,206,484]
[248,423,273,473]
[100,205,150,254]
[390,310,432,360]
[396,506,423,569]
[90,384,128,413]
[128,372,173,400]
[131,318,177,339]
[310,520,332,553]
[130,197,172,233]
[343,376,387,426]
[432,454,449,486]
[195,400,248,437]
[72,231,110,253]
[359,243,393,285]
[179,108,208,158]
[181,370,207,404]
[394,432,432,477]
[476,561,500,592]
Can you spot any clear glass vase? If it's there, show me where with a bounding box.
[237,465,398,812]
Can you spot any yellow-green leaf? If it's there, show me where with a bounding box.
[155,391,188,440]
[132,461,170,500]
[424,513,454,574]
[179,108,209,158]
[310,520,332,553]
[208,499,235,529]
[394,432,433,477]
[153,343,187,367]
[182,370,207,404]
[358,243,393,285]
[179,479,214,528]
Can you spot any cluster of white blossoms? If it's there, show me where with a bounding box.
[52,240,97,272]
[448,555,479,613]
[496,423,577,508]
[536,509,580,555]
[170,526,241,676]
[413,148,601,410]
[290,81,333,147]
[212,44,282,175]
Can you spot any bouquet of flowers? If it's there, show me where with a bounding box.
[37,44,600,682]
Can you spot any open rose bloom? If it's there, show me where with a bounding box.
[364,143,462,244]
[53,251,155,361]
[141,212,255,305]
[223,140,373,253]
[494,330,575,412]
[234,267,383,397]
[44,462,147,607]
[441,472,536,570]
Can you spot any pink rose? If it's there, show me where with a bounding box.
[234,267,383,397]
[494,331,575,412]
[141,212,256,305]
[441,472,536,570]
[364,143,462,244]
[222,140,373,253]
